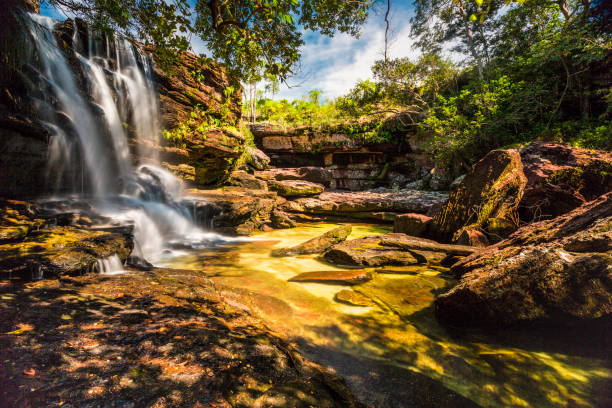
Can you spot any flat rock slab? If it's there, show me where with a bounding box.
[289,270,373,285]
[271,225,351,257]
[284,190,448,216]
[269,179,325,197]
[334,289,376,306]
[380,234,479,256]
[323,236,420,267]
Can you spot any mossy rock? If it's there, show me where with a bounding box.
[268,180,325,198]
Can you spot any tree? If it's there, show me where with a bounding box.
[410,0,505,80]
[44,0,377,82]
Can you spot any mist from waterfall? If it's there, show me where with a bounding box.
[25,13,235,268]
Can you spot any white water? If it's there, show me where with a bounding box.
[26,14,235,266]
[97,254,125,275]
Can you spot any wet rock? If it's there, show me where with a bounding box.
[0,226,133,279]
[430,149,526,242]
[323,236,420,267]
[187,188,282,236]
[268,179,325,197]
[289,270,372,285]
[270,210,297,229]
[334,289,376,306]
[452,226,490,248]
[393,213,431,236]
[245,146,270,170]
[227,171,268,190]
[271,225,351,257]
[436,192,612,328]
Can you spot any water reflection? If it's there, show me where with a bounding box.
[161,223,612,407]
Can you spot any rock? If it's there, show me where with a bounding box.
[186,188,282,236]
[227,171,268,190]
[258,167,334,187]
[271,225,351,257]
[270,210,297,229]
[380,234,479,256]
[452,226,490,248]
[0,225,133,279]
[268,180,325,198]
[429,149,527,242]
[245,146,270,170]
[428,167,452,191]
[288,270,372,285]
[393,213,432,236]
[450,174,466,190]
[435,192,612,328]
[518,142,612,221]
[334,289,376,306]
[282,190,448,222]
[323,235,420,267]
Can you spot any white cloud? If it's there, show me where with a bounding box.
[273,8,420,101]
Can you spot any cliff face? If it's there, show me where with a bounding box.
[0,4,243,198]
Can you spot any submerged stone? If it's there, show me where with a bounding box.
[289,270,372,285]
[334,289,375,306]
[323,236,420,267]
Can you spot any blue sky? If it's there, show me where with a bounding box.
[41,1,421,101]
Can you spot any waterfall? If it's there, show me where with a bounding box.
[25,13,235,266]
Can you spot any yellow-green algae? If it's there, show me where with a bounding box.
[161,222,612,408]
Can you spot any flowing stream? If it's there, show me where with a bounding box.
[20,13,612,408]
[161,223,612,408]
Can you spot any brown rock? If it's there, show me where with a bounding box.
[452,226,490,248]
[244,146,270,170]
[227,171,268,190]
[289,270,372,285]
[334,289,376,306]
[519,142,612,221]
[435,192,612,328]
[430,149,527,242]
[323,235,420,267]
[271,225,351,257]
[270,210,297,229]
[268,180,325,197]
[393,213,432,236]
[380,234,479,256]
[259,167,334,187]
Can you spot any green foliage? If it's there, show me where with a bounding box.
[47,0,378,81]
[162,105,231,144]
[255,94,346,128]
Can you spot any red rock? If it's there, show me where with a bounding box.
[435,192,612,328]
[452,226,490,248]
[393,213,432,236]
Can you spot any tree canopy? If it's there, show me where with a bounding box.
[44,0,377,81]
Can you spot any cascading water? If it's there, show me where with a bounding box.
[25,13,235,269]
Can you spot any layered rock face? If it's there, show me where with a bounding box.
[250,123,429,191]
[435,192,612,328]
[151,50,245,186]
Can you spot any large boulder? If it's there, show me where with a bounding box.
[435,192,612,328]
[227,171,268,190]
[429,149,527,242]
[271,225,351,257]
[268,180,325,198]
[518,142,612,221]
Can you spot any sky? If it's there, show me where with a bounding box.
[41,1,424,101]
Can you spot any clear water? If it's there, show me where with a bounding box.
[161,223,612,408]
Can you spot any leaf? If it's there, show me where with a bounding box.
[6,323,34,335]
[469,14,477,21]
[61,314,73,320]
[23,368,36,376]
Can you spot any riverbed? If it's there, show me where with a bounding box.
[159,222,612,408]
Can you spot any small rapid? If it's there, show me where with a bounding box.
[24,13,233,266]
